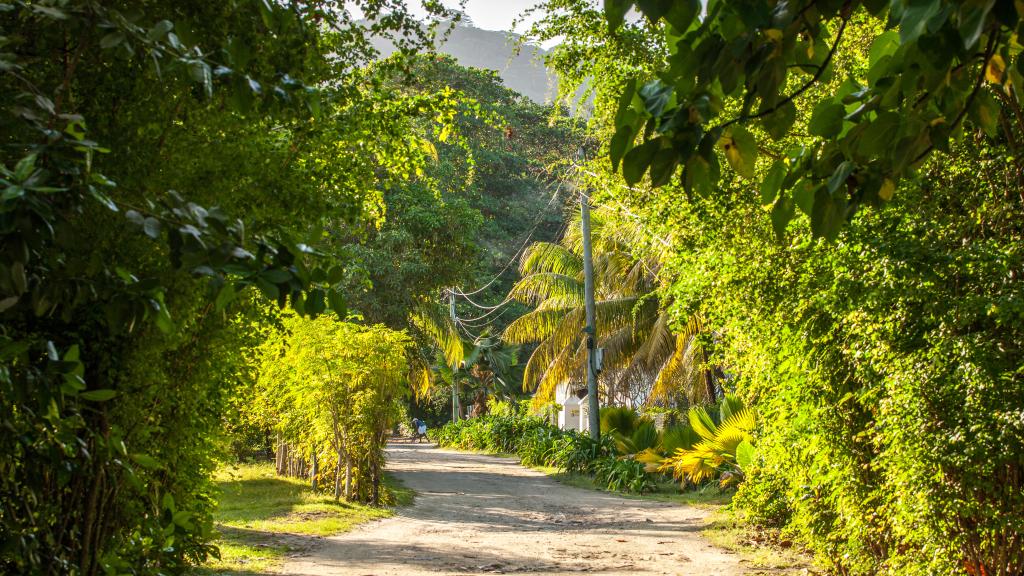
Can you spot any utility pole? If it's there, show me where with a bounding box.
[580,188,601,442]
[448,289,461,422]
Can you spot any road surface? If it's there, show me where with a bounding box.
[283,441,743,575]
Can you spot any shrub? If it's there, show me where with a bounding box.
[733,466,793,528]
[593,456,655,493]
[549,431,615,474]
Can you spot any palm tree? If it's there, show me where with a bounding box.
[502,206,717,408]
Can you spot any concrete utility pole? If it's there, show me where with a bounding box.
[580,188,601,442]
[448,289,461,422]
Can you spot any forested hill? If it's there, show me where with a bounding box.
[370,20,556,104]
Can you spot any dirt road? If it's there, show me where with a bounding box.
[283,441,743,575]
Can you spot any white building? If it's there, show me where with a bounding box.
[554,382,590,433]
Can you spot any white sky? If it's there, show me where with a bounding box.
[408,0,544,34]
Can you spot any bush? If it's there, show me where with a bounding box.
[592,456,655,493]
[733,466,793,528]
[549,431,615,474]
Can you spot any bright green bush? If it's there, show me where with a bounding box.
[592,456,654,493]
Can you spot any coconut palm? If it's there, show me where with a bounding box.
[502,207,718,408]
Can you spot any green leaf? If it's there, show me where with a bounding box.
[81,389,118,402]
[172,510,194,530]
[215,282,235,312]
[328,290,346,320]
[132,453,162,469]
[665,0,700,32]
[683,154,712,197]
[958,1,996,50]
[13,153,36,181]
[868,30,900,69]
[100,31,126,49]
[827,160,855,193]
[793,180,816,216]
[255,276,279,301]
[974,90,1000,137]
[88,186,119,212]
[761,100,797,140]
[771,195,795,239]
[735,439,755,469]
[261,269,291,284]
[622,139,659,185]
[604,0,632,31]
[639,80,672,119]
[143,217,161,238]
[610,125,634,171]
[808,100,845,138]
[306,288,326,316]
[148,20,174,41]
[811,187,847,241]
[760,160,787,205]
[162,492,176,512]
[188,60,213,98]
[258,0,277,30]
[720,126,757,179]
[649,148,679,187]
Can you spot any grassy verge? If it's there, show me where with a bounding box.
[531,464,732,507]
[197,463,412,575]
[703,509,815,574]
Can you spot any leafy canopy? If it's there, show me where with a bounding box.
[604,0,1022,239]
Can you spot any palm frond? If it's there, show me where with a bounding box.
[509,272,583,306]
[410,302,463,368]
[503,308,576,344]
[519,241,582,277]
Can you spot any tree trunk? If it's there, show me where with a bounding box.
[333,453,342,500]
[700,345,716,402]
[372,455,380,506]
[310,446,318,490]
[344,454,353,501]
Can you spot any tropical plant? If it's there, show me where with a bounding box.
[0,0,459,571]
[593,456,655,493]
[659,396,756,488]
[253,315,420,504]
[503,207,716,407]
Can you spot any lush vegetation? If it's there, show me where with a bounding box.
[433,399,755,496]
[517,1,1024,575]
[3,1,1023,575]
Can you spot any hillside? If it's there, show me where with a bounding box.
[371,22,557,104]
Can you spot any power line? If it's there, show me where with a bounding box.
[453,179,568,299]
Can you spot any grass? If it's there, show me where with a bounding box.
[702,509,815,574]
[532,464,732,507]
[197,463,412,575]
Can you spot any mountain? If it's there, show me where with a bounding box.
[371,21,558,104]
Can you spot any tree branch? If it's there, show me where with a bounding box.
[718,12,850,131]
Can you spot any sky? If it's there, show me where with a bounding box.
[406,0,549,35]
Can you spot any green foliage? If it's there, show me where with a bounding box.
[528,2,1024,573]
[592,456,655,494]
[601,0,1024,239]
[659,396,757,489]
[0,0,460,572]
[253,315,415,503]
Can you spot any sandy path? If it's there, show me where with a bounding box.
[283,441,743,576]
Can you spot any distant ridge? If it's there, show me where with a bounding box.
[371,21,557,104]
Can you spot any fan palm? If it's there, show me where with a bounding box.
[658,395,756,488]
[502,206,716,408]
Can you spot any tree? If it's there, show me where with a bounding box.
[0,0,459,571]
[255,316,415,504]
[503,206,714,408]
[525,2,1024,573]
[575,1,1024,238]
